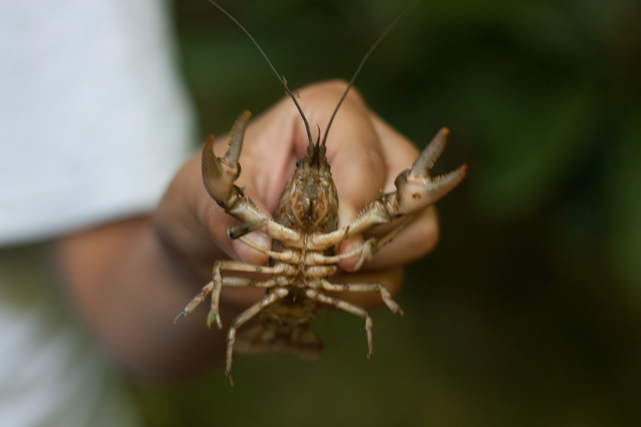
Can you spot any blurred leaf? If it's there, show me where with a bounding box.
[463,76,597,221]
[158,0,641,425]
[606,108,641,293]
[508,2,591,62]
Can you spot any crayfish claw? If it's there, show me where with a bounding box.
[224,110,251,167]
[202,111,252,203]
[201,135,222,177]
[394,128,467,216]
[410,127,449,177]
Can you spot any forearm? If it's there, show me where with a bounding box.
[55,216,257,379]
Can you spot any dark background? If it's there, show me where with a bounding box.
[135,0,641,425]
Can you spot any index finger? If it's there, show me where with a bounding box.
[295,82,389,270]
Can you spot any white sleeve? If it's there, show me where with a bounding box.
[0,0,195,245]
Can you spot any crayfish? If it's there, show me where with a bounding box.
[175,0,467,384]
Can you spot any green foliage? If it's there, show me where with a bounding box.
[607,109,641,292]
[174,0,640,291]
[137,0,641,425]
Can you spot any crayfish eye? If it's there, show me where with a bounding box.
[295,161,301,168]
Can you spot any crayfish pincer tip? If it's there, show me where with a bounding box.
[202,135,216,151]
[411,128,450,176]
[206,309,219,329]
[224,110,252,165]
[173,310,185,324]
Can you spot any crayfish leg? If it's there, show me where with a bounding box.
[225,288,289,384]
[305,289,374,359]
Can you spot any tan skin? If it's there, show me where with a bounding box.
[55,80,439,380]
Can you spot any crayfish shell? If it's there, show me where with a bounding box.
[234,322,323,359]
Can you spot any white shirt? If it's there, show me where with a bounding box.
[0,1,194,425]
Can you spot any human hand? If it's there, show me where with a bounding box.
[154,80,439,309]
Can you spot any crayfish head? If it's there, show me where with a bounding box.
[282,143,338,232]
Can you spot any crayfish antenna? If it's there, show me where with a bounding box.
[207,0,313,147]
[321,0,422,147]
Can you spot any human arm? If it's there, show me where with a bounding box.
[55,80,439,379]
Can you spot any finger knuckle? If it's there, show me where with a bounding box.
[305,79,365,106]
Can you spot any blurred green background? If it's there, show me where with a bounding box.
[135,0,641,425]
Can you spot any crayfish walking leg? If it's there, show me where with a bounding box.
[305,289,375,358]
[224,288,289,385]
